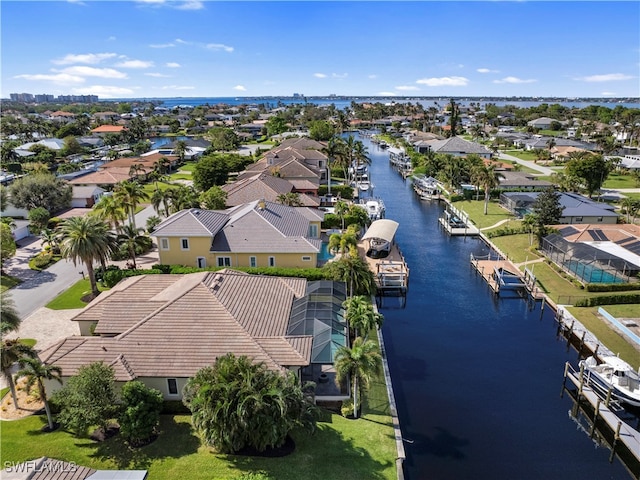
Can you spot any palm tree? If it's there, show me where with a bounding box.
[276,192,303,206]
[325,255,375,297]
[16,358,62,430]
[1,294,21,336]
[92,194,127,231]
[57,216,118,298]
[40,228,61,254]
[1,339,36,410]
[521,213,538,246]
[343,296,383,339]
[173,141,187,165]
[475,164,504,215]
[334,337,382,419]
[113,180,149,230]
[322,137,345,195]
[117,224,148,269]
[335,200,349,231]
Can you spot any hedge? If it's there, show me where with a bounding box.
[574,294,640,307]
[585,283,640,292]
[318,184,354,199]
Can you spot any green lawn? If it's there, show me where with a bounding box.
[0,275,22,292]
[599,304,640,319]
[20,338,37,348]
[501,150,538,161]
[603,172,639,189]
[46,279,106,310]
[565,306,640,370]
[0,411,395,480]
[176,162,198,172]
[490,233,541,264]
[452,200,515,229]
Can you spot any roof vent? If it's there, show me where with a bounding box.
[257,199,266,211]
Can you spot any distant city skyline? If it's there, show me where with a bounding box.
[1,1,639,100]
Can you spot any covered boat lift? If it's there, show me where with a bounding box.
[359,219,409,300]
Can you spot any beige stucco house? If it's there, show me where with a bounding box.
[152,200,324,268]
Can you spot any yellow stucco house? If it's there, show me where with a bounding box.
[152,200,324,268]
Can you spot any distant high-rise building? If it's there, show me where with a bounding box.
[9,92,98,103]
[293,93,304,98]
[10,93,34,102]
[35,94,55,103]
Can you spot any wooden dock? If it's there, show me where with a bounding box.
[439,204,480,236]
[563,364,640,470]
[470,255,544,299]
[357,241,409,296]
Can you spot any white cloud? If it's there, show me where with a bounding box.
[368,74,377,80]
[477,68,499,74]
[176,1,204,10]
[416,76,469,87]
[577,73,633,82]
[378,92,397,96]
[395,85,419,91]
[206,43,234,53]
[14,73,85,85]
[493,76,537,84]
[67,0,87,5]
[145,72,171,78]
[233,85,247,91]
[175,38,190,45]
[166,62,181,68]
[314,73,327,78]
[56,66,128,79]
[135,0,204,9]
[52,53,117,65]
[332,73,348,79]
[72,85,136,98]
[116,60,154,69]
[150,43,175,48]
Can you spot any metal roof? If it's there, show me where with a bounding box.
[362,219,399,243]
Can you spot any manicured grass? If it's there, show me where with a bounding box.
[20,338,37,348]
[452,200,515,229]
[502,150,538,161]
[169,173,192,181]
[565,307,640,370]
[0,409,395,480]
[45,279,105,310]
[0,275,22,292]
[490,233,541,264]
[0,387,9,400]
[177,162,198,172]
[599,304,640,319]
[603,172,639,189]
[509,163,541,174]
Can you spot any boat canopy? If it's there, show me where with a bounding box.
[362,219,399,243]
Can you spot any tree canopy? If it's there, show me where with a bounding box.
[183,353,317,453]
[565,154,612,198]
[119,381,163,447]
[206,127,241,151]
[8,173,72,212]
[531,189,563,242]
[53,362,120,436]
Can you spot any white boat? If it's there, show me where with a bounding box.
[580,355,640,407]
[358,198,386,221]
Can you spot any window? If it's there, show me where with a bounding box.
[167,378,178,395]
[197,257,206,268]
[250,256,257,268]
[269,256,276,267]
[308,224,318,238]
[160,238,170,250]
[575,217,583,222]
[180,238,189,250]
[217,257,231,267]
[302,256,311,261]
[597,217,603,222]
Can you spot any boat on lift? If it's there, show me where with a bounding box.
[579,355,640,407]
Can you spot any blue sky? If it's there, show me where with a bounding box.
[1,1,639,99]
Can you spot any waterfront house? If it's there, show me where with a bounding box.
[497,172,553,190]
[527,117,556,130]
[421,136,493,158]
[222,172,320,207]
[71,185,105,208]
[90,124,127,136]
[152,200,324,268]
[40,270,349,400]
[500,191,619,224]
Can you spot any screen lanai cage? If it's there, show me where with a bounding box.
[541,233,640,284]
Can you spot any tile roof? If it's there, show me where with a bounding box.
[68,169,131,185]
[153,209,229,237]
[41,271,314,380]
[427,136,492,155]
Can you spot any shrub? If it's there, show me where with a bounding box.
[119,381,163,447]
[585,283,640,292]
[30,251,53,270]
[103,269,126,288]
[341,398,354,418]
[574,294,640,307]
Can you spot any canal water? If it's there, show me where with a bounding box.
[361,136,632,480]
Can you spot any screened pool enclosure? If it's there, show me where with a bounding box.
[541,233,640,284]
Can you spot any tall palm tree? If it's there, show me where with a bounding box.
[334,337,382,419]
[475,164,504,215]
[16,358,62,430]
[343,296,384,339]
[92,194,127,231]
[276,192,302,206]
[117,224,148,269]
[113,180,149,230]
[1,294,21,336]
[325,255,375,297]
[1,339,36,410]
[335,200,349,231]
[57,216,118,298]
[322,137,344,195]
[173,141,187,165]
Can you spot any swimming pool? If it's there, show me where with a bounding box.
[563,260,625,284]
[318,242,335,262]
